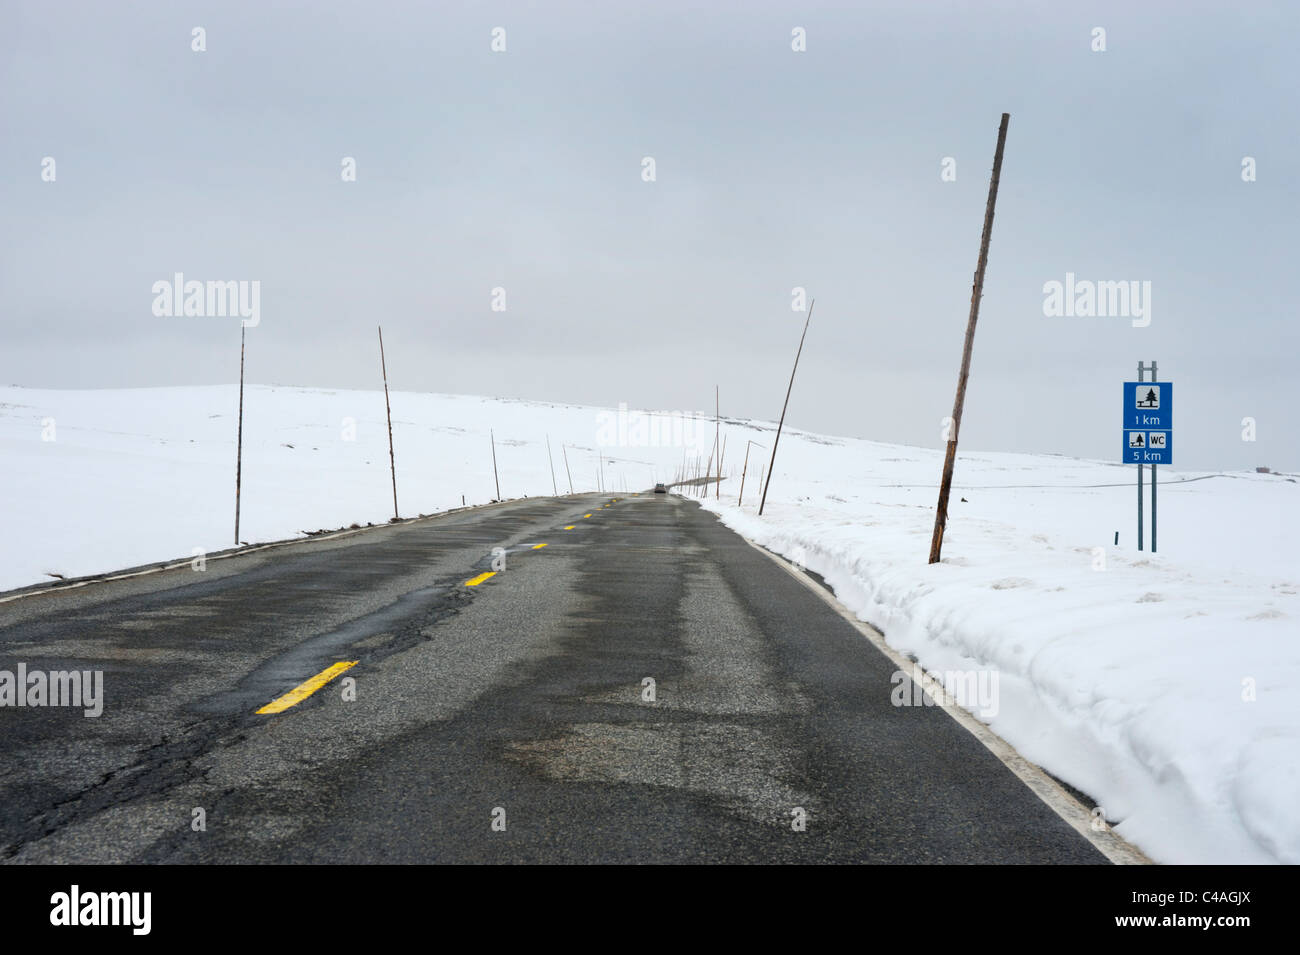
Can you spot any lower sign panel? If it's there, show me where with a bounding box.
[1123,430,1173,464]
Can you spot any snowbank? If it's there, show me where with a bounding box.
[697,437,1299,864]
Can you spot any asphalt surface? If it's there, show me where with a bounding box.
[0,492,1107,863]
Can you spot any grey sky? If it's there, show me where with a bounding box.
[3,0,1297,470]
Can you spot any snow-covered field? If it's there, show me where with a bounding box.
[1,384,1296,864]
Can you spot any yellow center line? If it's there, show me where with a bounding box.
[465,571,496,586]
[583,513,592,518]
[257,661,357,715]
[564,525,575,530]
[532,542,548,549]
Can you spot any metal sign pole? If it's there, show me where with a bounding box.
[1152,456,1158,553]
[1137,461,1143,551]
[1136,360,1157,553]
[235,325,245,545]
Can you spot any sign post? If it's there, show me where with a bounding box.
[1123,362,1171,551]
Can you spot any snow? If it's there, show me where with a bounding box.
[0,385,679,588]
[696,435,1299,866]
[1,384,1297,864]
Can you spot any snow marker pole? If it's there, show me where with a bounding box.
[760,299,814,516]
[547,434,557,496]
[928,113,1010,564]
[490,429,501,500]
[378,326,399,520]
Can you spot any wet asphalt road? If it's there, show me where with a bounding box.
[0,492,1106,863]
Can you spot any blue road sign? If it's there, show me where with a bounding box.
[1122,381,1173,464]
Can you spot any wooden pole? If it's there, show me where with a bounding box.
[378,326,399,520]
[490,429,501,500]
[714,386,720,499]
[927,113,1010,564]
[562,444,573,494]
[546,434,557,495]
[760,298,814,516]
[738,441,750,506]
[702,437,715,498]
[234,325,245,544]
[717,434,726,499]
[739,440,763,507]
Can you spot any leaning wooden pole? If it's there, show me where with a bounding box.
[702,437,715,498]
[378,325,399,520]
[928,112,1010,564]
[546,434,557,496]
[759,298,814,516]
[562,444,573,494]
[717,434,726,499]
[739,440,762,507]
[234,325,246,544]
[490,428,501,500]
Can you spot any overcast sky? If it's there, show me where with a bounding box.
[2,1,1297,471]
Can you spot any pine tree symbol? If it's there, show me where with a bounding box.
[1138,388,1158,408]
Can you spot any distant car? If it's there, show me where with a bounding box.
[654,483,667,494]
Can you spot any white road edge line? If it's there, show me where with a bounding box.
[743,537,1152,866]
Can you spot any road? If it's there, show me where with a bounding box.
[0,492,1111,863]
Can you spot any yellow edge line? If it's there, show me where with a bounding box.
[257,661,357,715]
[465,571,496,586]
[532,542,548,549]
